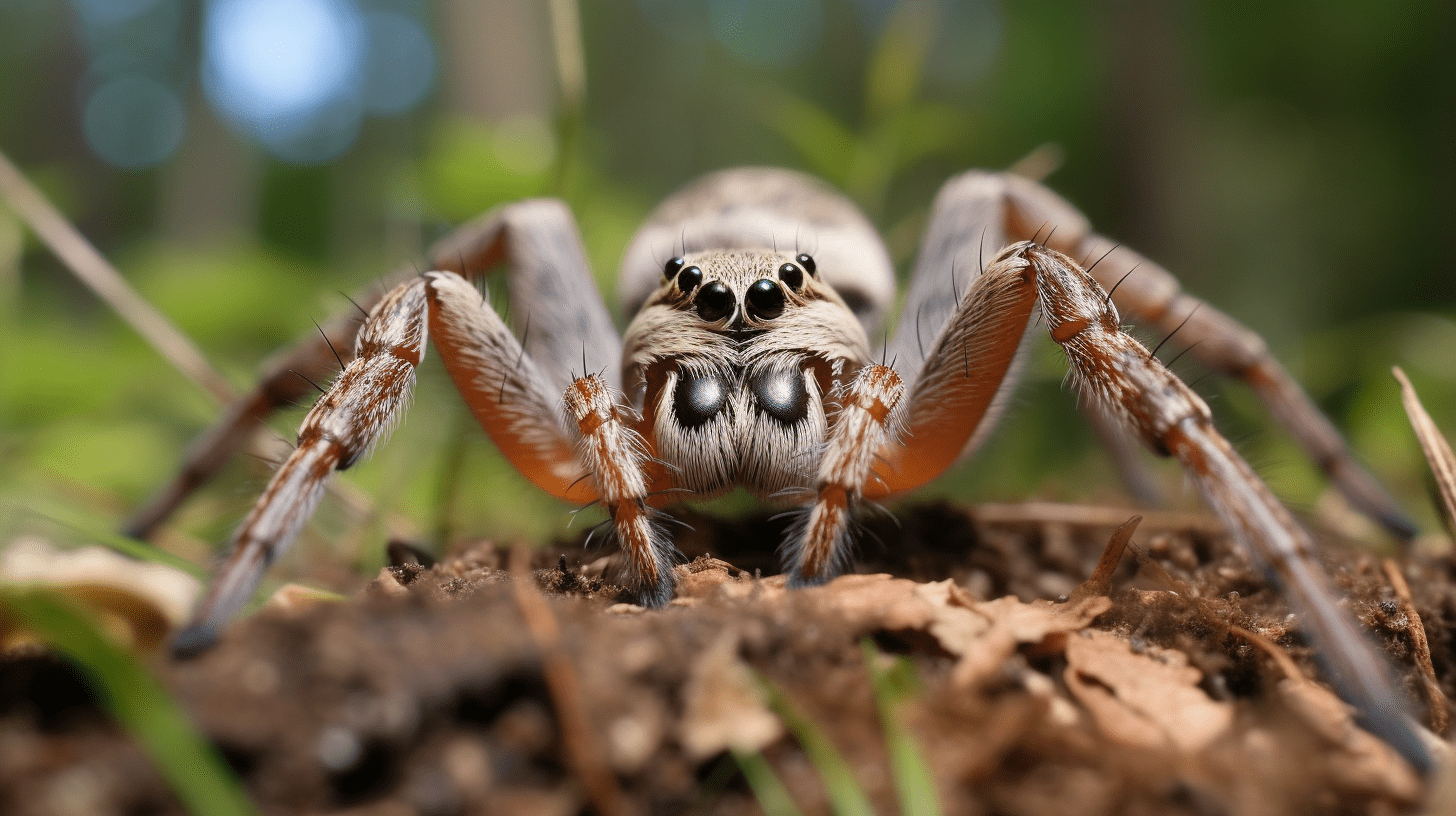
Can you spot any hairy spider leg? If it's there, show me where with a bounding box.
[872,237,1428,772]
[879,170,1413,538]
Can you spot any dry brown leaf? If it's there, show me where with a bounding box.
[1277,677,1422,802]
[1063,629,1233,754]
[679,629,782,760]
[952,595,1112,687]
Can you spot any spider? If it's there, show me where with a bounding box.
[161,166,1427,770]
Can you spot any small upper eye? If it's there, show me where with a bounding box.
[777,263,803,292]
[676,265,703,294]
[795,253,817,276]
[664,257,685,280]
[694,281,734,322]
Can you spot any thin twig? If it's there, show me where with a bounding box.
[1383,558,1449,734]
[1394,366,1456,533]
[1068,515,1140,603]
[0,148,234,404]
[508,547,627,816]
[971,501,1222,534]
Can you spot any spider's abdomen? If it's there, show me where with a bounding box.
[649,359,827,500]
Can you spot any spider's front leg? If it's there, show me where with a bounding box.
[175,200,674,652]
[785,363,905,586]
[953,242,1429,772]
[172,279,432,655]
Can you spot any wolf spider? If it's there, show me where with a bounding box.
[155,167,1427,769]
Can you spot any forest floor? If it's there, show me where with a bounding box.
[2,500,1453,815]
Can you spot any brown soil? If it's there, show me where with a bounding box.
[3,501,1454,815]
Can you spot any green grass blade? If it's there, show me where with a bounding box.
[757,677,875,816]
[862,640,942,816]
[3,589,257,816]
[732,748,805,816]
[11,500,206,578]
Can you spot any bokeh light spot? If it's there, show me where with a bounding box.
[708,0,823,67]
[82,75,186,169]
[71,0,165,27]
[202,0,366,163]
[362,10,436,115]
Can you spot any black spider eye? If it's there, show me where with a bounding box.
[747,279,784,319]
[676,265,702,295]
[693,281,734,322]
[777,263,803,292]
[664,257,685,280]
[795,253,817,276]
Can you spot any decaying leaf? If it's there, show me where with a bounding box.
[1276,676,1422,801]
[1063,628,1233,754]
[679,628,783,760]
[0,537,200,651]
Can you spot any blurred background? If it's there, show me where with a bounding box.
[1,0,1452,592]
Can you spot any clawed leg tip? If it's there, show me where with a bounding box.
[170,624,220,660]
[632,578,676,610]
[785,569,832,590]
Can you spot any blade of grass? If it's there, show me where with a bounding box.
[0,148,234,405]
[756,674,874,816]
[731,747,805,816]
[1394,366,1456,533]
[2,588,257,816]
[10,500,206,579]
[862,640,942,816]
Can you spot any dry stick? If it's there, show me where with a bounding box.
[1068,514,1141,603]
[1393,366,1456,533]
[1383,558,1449,734]
[508,547,627,816]
[972,501,1222,535]
[0,148,234,405]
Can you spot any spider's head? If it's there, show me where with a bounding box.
[653,250,843,332]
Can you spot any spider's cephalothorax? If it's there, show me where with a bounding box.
[622,249,870,500]
[167,166,1426,771]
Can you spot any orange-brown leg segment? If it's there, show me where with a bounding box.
[562,374,676,606]
[785,363,905,585]
[130,198,622,540]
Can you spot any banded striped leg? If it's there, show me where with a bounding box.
[785,364,905,586]
[172,280,431,656]
[131,197,622,541]
[1071,232,1417,538]
[429,274,675,604]
[883,170,1414,538]
[1023,241,1428,773]
[563,375,676,606]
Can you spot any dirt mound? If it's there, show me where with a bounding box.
[2,501,1451,815]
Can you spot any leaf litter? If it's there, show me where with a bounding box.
[2,499,1454,815]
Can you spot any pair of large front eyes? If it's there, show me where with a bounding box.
[663,254,817,322]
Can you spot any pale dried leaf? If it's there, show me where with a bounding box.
[1277,677,1421,802]
[952,594,1112,687]
[263,583,346,613]
[1064,629,1233,754]
[679,629,782,760]
[1,537,201,651]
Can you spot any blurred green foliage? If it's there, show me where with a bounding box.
[1,0,1453,601]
